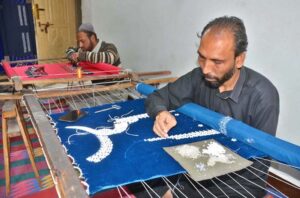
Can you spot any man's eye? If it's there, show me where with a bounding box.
[198,56,204,61]
[214,60,223,65]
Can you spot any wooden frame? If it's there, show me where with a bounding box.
[19,77,176,197]
[5,78,300,197]
[24,95,89,198]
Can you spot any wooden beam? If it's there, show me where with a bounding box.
[0,75,9,81]
[0,93,22,100]
[0,77,177,100]
[35,77,177,99]
[0,81,13,86]
[136,70,171,77]
[20,73,129,85]
[23,95,88,198]
[267,172,300,197]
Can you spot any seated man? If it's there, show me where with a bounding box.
[129,16,279,197]
[66,23,121,66]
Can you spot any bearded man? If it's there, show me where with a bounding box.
[137,16,280,198]
[66,23,120,66]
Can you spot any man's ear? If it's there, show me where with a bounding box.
[235,52,246,69]
[91,34,97,43]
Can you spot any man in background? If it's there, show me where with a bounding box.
[66,23,121,66]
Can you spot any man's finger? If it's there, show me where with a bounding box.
[165,116,177,131]
[153,121,167,137]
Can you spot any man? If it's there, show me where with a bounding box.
[66,23,121,66]
[140,16,279,197]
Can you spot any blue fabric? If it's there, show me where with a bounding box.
[137,83,300,168]
[136,83,156,96]
[51,99,264,195]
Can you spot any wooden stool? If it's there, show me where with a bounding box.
[2,100,41,196]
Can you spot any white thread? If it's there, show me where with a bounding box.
[144,129,219,142]
[73,166,83,178]
[94,104,121,113]
[67,129,89,145]
[107,110,135,122]
[80,180,90,195]
[219,116,232,135]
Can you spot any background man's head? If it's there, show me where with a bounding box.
[198,16,247,88]
[77,23,98,51]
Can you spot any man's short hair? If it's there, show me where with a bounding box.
[200,16,248,57]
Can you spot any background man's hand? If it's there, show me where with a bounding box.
[153,111,177,138]
[70,52,79,63]
[66,47,79,64]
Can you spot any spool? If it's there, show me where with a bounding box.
[77,67,82,78]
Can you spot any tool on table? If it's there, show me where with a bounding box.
[94,105,121,114]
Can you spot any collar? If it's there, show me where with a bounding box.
[92,39,102,53]
[216,67,246,103]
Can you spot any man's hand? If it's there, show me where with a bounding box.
[66,47,79,64]
[70,52,79,63]
[153,111,177,138]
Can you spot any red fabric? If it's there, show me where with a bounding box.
[1,61,17,77]
[2,62,120,81]
[78,61,120,75]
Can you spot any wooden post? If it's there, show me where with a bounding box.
[1,100,41,196]
[23,95,88,198]
[2,104,11,196]
[15,101,41,185]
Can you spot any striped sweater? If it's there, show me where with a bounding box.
[66,41,121,66]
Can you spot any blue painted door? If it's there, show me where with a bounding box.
[0,0,36,72]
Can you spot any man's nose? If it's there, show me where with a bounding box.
[79,42,83,48]
[201,60,213,75]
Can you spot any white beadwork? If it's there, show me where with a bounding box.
[144,129,219,142]
[219,116,232,135]
[203,141,236,166]
[175,144,201,159]
[66,112,149,163]
[195,162,206,171]
[86,136,113,163]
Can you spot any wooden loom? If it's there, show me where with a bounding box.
[0,59,178,197]
[1,60,299,198]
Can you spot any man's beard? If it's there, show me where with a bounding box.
[87,42,94,51]
[203,66,235,88]
[86,38,94,51]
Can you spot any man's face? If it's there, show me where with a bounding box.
[77,32,94,51]
[197,30,241,88]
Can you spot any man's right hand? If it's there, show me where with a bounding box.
[66,47,79,63]
[153,111,177,138]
